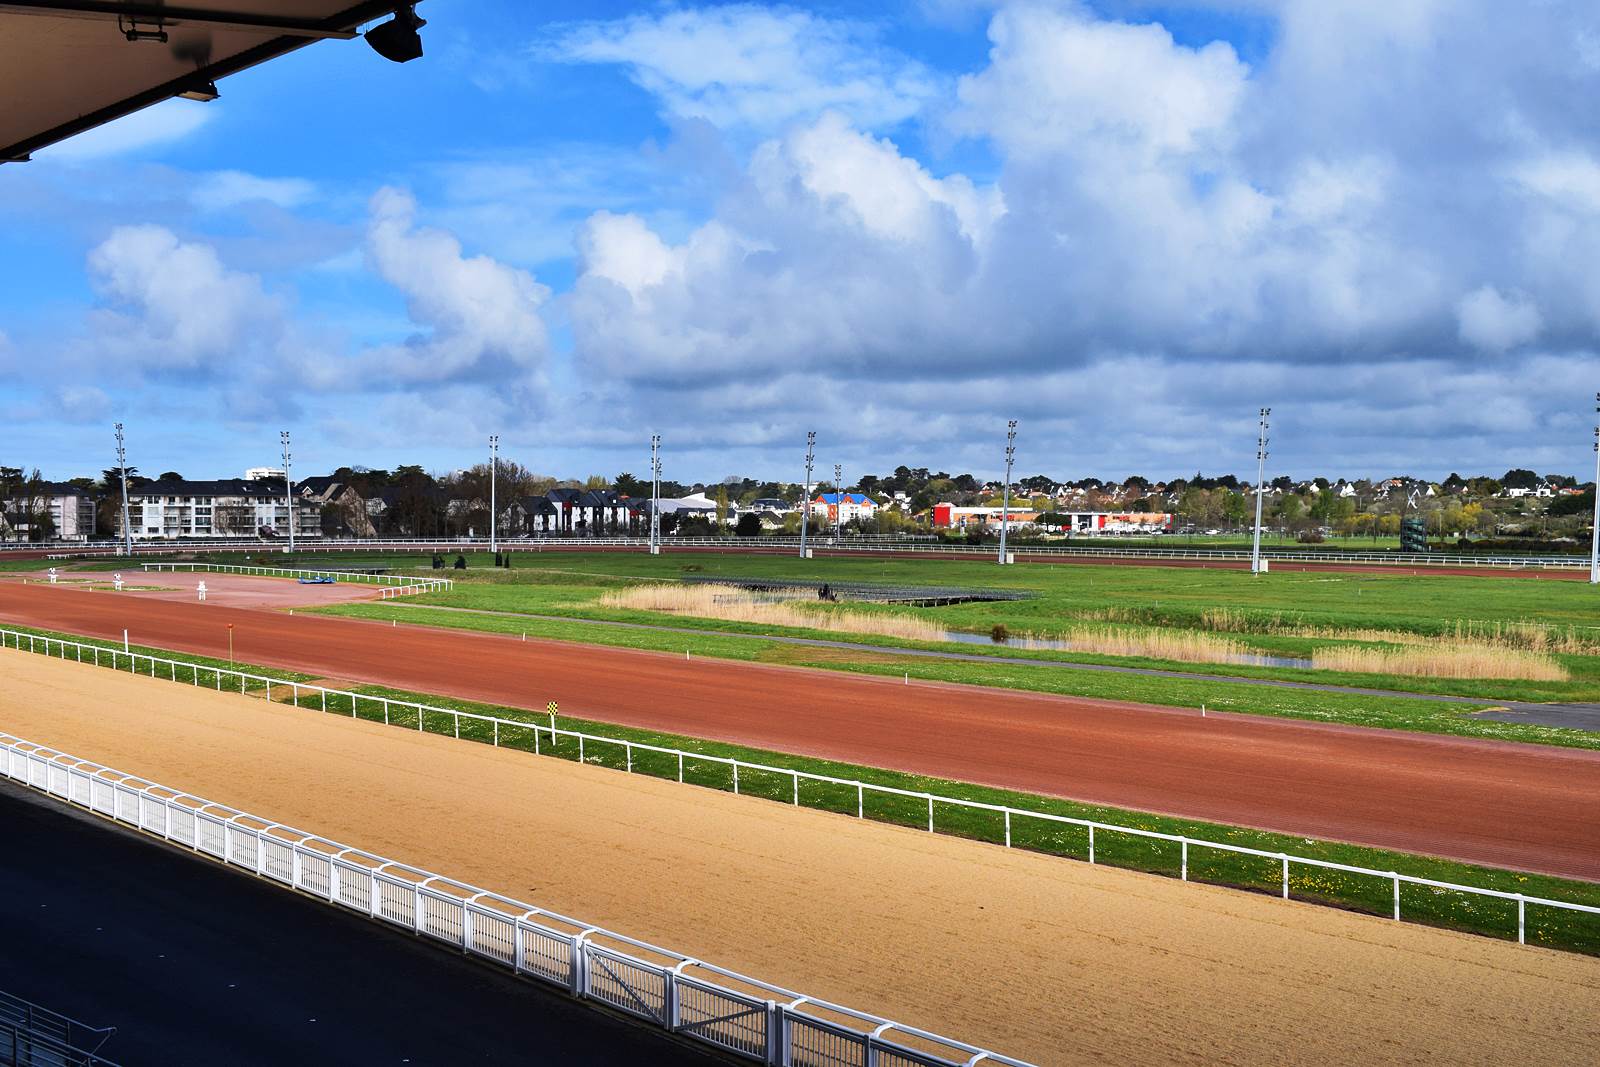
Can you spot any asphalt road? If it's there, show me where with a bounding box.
[0,780,723,1066]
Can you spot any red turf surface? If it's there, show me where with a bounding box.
[2,581,1597,880]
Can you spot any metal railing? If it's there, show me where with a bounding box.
[4,625,1595,954]
[0,731,1032,1067]
[0,990,117,1067]
[25,534,1591,569]
[139,562,451,593]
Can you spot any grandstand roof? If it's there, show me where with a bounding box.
[0,2,411,163]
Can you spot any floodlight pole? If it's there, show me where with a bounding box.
[489,434,499,553]
[649,434,662,554]
[998,420,1017,565]
[834,463,843,542]
[280,431,294,553]
[1251,408,1270,575]
[115,422,131,556]
[799,432,815,558]
[1590,394,1599,585]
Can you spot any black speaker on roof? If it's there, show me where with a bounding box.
[366,6,425,64]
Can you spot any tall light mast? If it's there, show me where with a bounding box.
[1251,408,1270,575]
[489,434,499,553]
[649,434,662,554]
[280,430,294,553]
[1590,394,1599,584]
[998,420,1017,565]
[115,422,131,556]
[834,463,843,542]
[799,432,815,558]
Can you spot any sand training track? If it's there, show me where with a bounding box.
[4,651,1599,1065]
[9,655,1600,1062]
[2,580,1598,880]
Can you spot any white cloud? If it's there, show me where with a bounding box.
[577,210,683,297]
[953,5,1249,161]
[546,5,940,130]
[42,100,214,161]
[192,171,316,211]
[355,187,552,386]
[1513,152,1600,215]
[1457,286,1543,352]
[55,385,112,423]
[62,189,554,416]
[85,224,286,371]
[555,0,1600,475]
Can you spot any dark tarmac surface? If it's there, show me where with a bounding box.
[0,780,723,1066]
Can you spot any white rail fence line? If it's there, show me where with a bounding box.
[3,626,1596,952]
[31,537,1588,569]
[139,562,451,594]
[0,733,1029,1067]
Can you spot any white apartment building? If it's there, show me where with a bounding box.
[1,482,96,541]
[116,478,321,541]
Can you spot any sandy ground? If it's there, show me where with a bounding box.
[2,650,1598,1065]
[3,570,377,609]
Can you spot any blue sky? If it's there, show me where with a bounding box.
[3,1,1599,486]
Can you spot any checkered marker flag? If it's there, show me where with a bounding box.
[546,701,558,716]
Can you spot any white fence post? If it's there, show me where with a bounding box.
[1281,854,1290,899]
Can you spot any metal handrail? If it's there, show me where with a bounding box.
[2,625,1594,952]
[0,733,1033,1067]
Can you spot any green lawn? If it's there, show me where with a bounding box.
[4,619,1595,956]
[38,549,1600,744]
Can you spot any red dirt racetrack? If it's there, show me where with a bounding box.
[3,581,1598,880]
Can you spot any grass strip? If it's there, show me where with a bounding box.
[313,602,1600,752]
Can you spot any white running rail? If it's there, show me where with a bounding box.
[0,731,1031,1067]
[140,562,451,594]
[2,627,1596,953]
[27,536,1589,570]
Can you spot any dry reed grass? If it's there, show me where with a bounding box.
[1202,608,1595,653]
[1015,627,1251,665]
[600,584,947,642]
[1311,644,1570,681]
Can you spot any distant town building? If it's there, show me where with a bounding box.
[116,478,320,541]
[810,492,877,523]
[1,482,96,541]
